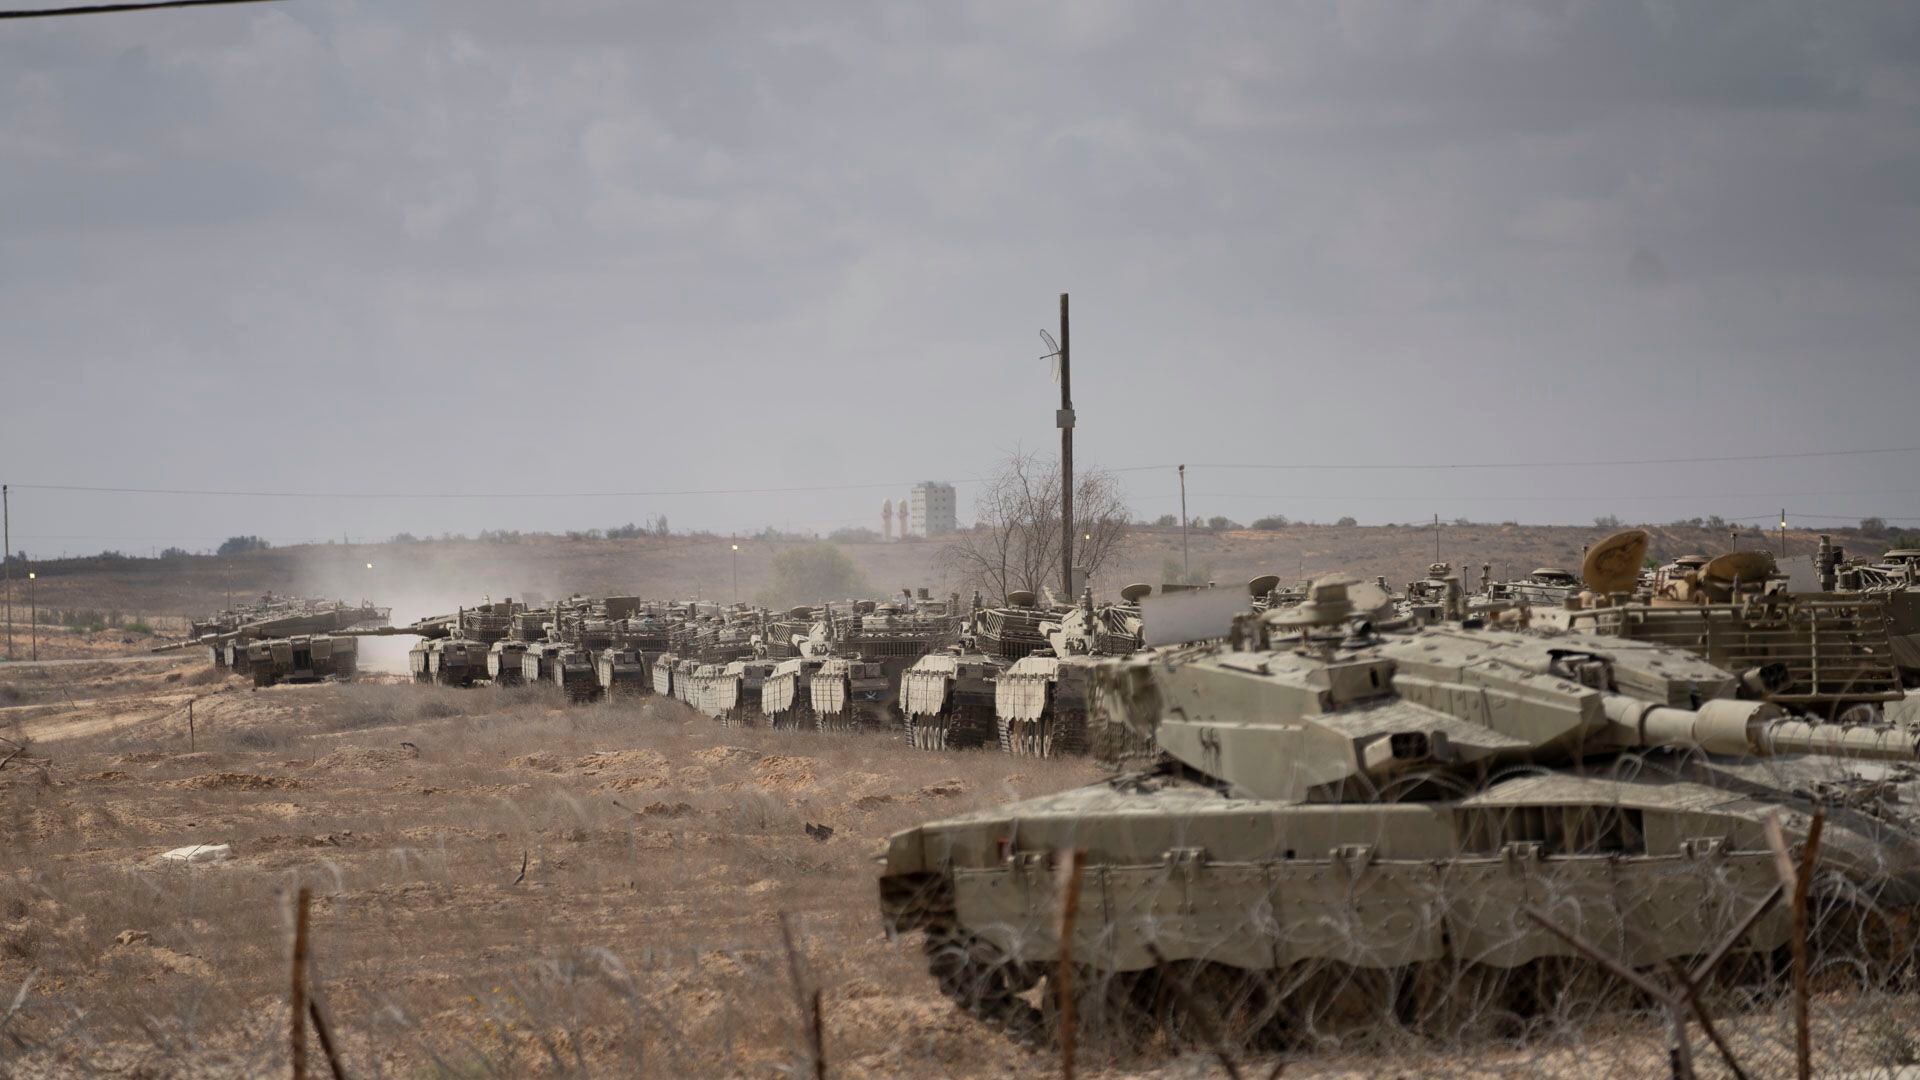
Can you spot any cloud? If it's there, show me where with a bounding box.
[1,0,1917,553]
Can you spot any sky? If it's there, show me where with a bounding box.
[2,0,1918,556]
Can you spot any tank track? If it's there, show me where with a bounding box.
[995,708,1090,757]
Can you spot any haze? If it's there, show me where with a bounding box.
[3,1,1918,555]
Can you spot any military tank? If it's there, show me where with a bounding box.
[1820,536,1920,685]
[486,607,547,688]
[1531,532,1906,718]
[342,601,516,687]
[157,597,390,677]
[902,591,1052,750]
[879,575,1920,1052]
[992,586,1148,757]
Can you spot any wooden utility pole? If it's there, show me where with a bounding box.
[1058,293,1074,600]
[4,483,11,661]
[1178,465,1188,580]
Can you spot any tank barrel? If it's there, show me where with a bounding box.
[1602,695,1920,762]
[1758,719,1920,762]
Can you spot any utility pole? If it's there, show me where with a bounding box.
[4,482,11,662]
[28,571,35,662]
[1057,293,1074,600]
[730,539,740,603]
[1433,514,1441,565]
[1178,465,1189,581]
[1780,509,1788,560]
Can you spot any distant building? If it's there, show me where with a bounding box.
[908,481,957,537]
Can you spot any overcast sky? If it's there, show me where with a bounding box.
[3,0,1917,555]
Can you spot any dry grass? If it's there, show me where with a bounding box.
[0,681,1104,1077]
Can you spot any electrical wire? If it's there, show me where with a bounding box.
[16,443,1920,501]
[9,478,993,500]
[1111,444,1920,474]
[0,0,277,18]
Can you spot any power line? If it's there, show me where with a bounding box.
[1112,445,1920,474]
[1136,488,1920,505]
[16,442,1920,501]
[0,0,277,18]
[10,478,992,500]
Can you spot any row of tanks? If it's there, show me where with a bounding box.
[879,531,1920,1053]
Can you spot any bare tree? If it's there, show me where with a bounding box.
[938,452,1130,602]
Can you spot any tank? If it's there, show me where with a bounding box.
[237,633,358,687]
[992,587,1146,757]
[878,575,1920,1051]
[651,651,681,701]
[761,655,826,730]
[1823,536,1920,685]
[480,607,547,687]
[340,601,516,688]
[1527,532,1906,716]
[902,591,1050,750]
[156,597,390,677]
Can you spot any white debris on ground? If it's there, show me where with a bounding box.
[157,843,232,863]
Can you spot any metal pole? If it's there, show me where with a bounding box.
[1434,514,1440,565]
[1058,293,1073,600]
[1780,509,1787,559]
[28,572,35,662]
[3,482,10,661]
[1178,465,1188,580]
[731,540,739,603]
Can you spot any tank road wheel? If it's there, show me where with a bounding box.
[998,716,1051,757]
[1278,961,1408,1049]
[906,715,948,751]
[923,933,1045,1046]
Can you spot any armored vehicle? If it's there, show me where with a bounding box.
[1484,566,1580,608]
[236,633,358,687]
[902,591,1052,750]
[810,656,892,732]
[993,587,1147,757]
[651,651,682,701]
[693,657,779,725]
[343,601,516,687]
[1821,536,1920,684]
[157,598,390,675]
[1533,532,1906,717]
[672,657,701,705]
[879,576,1920,1051]
[486,608,549,688]
[523,639,597,701]
[761,655,827,730]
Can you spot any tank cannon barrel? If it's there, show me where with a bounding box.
[1602,695,1920,762]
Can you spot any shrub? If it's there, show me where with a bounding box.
[216,535,270,556]
[757,544,871,607]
